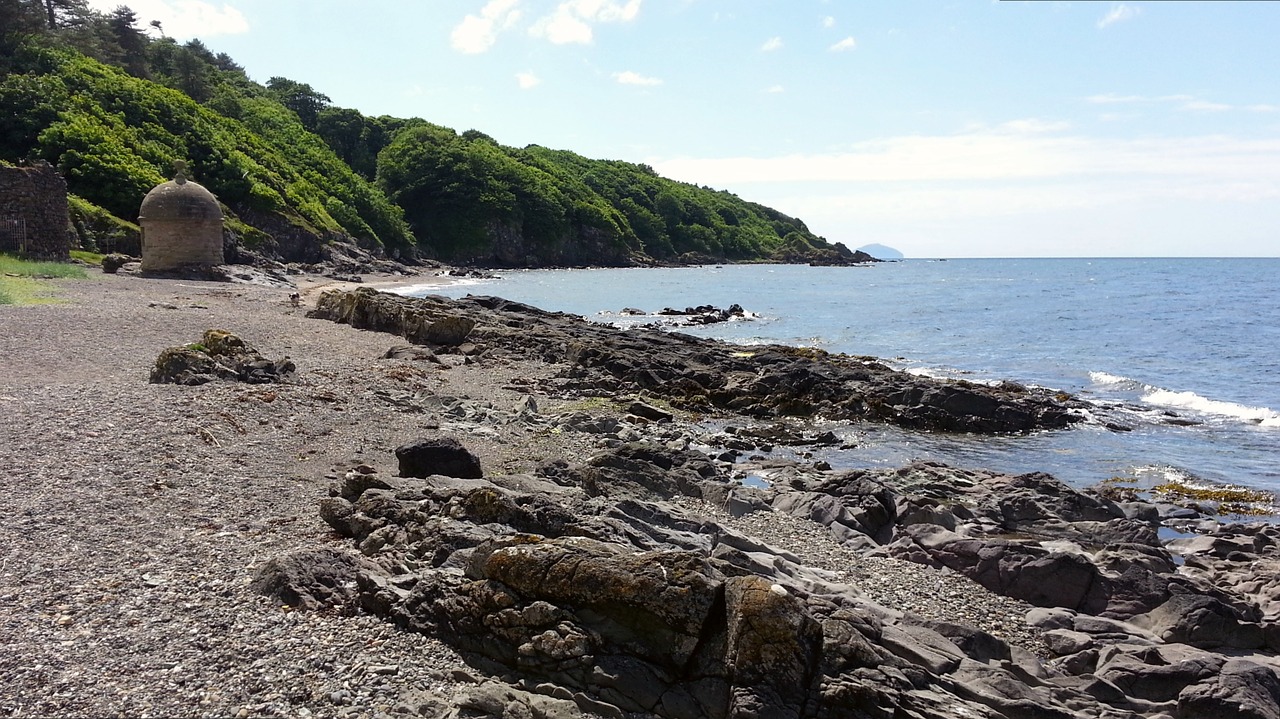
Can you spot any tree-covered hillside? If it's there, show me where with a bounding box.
[0,0,868,268]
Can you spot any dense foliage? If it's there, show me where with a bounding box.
[0,0,859,267]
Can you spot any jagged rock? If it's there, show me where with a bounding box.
[310,288,1085,434]
[1177,659,1280,719]
[1133,594,1265,650]
[885,524,1111,614]
[396,436,483,479]
[1094,643,1224,703]
[310,287,476,346]
[249,548,379,611]
[259,438,1280,719]
[450,681,592,719]
[149,329,295,385]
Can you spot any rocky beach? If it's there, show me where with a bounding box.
[4,270,1280,719]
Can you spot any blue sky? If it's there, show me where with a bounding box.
[87,1,1280,258]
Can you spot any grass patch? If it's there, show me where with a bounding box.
[0,275,65,305]
[0,253,89,279]
[70,250,105,265]
[0,253,88,305]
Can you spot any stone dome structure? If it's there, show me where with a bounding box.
[139,162,224,273]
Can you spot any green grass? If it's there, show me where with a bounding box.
[0,253,88,305]
[70,250,104,265]
[0,253,89,279]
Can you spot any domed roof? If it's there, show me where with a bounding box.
[139,175,222,222]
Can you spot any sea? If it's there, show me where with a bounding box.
[401,259,1280,502]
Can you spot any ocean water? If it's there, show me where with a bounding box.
[402,259,1280,497]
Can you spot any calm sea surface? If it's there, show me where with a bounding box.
[403,259,1280,496]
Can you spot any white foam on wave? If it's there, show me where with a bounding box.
[1141,388,1280,427]
[1089,371,1136,386]
[390,275,495,296]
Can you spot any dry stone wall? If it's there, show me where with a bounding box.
[0,162,71,260]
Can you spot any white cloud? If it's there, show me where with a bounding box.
[530,0,643,45]
[829,36,856,52]
[765,85,785,94]
[761,36,783,52]
[85,0,248,38]
[651,131,1280,187]
[451,0,522,54]
[1182,100,1231,112]
[613,70,662,86]
[1087,93,1274,114]
[651,129,1280,257]
[516,71,541,89]
[530,11,593,43]
[822,16,835,28]
[1098,3,1141,29]
[1000,118,1072,134]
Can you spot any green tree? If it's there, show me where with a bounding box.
[266,76,330,131]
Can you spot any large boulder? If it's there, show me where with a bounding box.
[396,436,483,479]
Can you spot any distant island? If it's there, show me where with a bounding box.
[0,7,871,271]
[857,243,904,260]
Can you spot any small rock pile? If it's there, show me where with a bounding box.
[149,329,295,385]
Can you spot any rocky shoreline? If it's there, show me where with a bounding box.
[3,274,1279,719]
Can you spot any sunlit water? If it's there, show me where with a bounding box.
[402,259,1280,495]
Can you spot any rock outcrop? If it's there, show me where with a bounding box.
[149,329,295,385]
[262,438,1280,719]
[310,288,1084,434]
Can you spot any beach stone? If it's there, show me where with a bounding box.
[395,436,483,479]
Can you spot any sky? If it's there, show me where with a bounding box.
[85,0,1280,258]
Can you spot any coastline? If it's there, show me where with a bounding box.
[4,270,1280,719]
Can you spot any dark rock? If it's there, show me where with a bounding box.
[1177,659,1280,719]
[101,253,135,273]
[249,548,379,611]
[627,400,674,423]
[396,437,483,479]
[1134,593,1265,650]
[310,288,1085,435]
[885,525,1110,613]
[149,329,295,385]
[383,345,441,363]
[1094,643,1224,702]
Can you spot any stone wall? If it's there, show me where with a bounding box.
[0,162,72,260]
[140,218,224,272]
